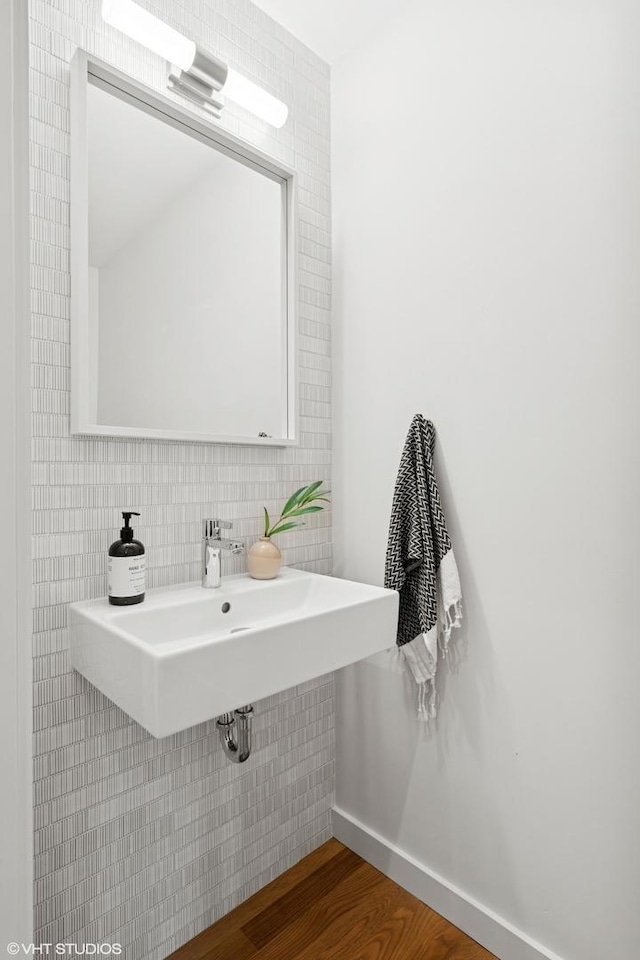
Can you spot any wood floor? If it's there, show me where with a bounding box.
[168,839,498,960]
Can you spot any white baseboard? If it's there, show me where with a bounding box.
[332,807,564,960]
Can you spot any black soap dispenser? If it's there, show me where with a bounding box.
[108,511,146,605]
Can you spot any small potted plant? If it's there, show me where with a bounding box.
[248,481,330,579]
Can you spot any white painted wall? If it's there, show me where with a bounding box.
[332,2,640,959]
[0,0,32,944]
[252,0,421,65]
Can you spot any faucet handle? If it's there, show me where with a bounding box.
[202,518,232,538]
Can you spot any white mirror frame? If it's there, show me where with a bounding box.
[70,49,298,447]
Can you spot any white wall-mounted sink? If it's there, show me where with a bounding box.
[69,568,399,738]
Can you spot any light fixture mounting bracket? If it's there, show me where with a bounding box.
[167,46,228,118]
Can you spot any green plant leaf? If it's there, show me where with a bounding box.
[310,494,330,504]
[268,521,303,537]
[280,485,308,518]
[298,480,325,505]
[265,483,330,540]
[285,505,324,518]
[307,490,331,503]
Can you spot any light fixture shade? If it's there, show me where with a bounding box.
[101,0,289,129]
[223,70,289,129]
[101,0,196,71]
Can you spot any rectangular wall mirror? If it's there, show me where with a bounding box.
[71,51,297,445]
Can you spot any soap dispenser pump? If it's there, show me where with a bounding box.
[108,511,146,605]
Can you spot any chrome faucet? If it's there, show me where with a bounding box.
[202,519,244,588]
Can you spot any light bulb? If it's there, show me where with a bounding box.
[223,70,288,129]
[102,0,196,72]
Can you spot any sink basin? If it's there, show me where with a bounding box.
[69,567,399,738]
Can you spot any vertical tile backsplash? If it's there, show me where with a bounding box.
[30,0,332,955]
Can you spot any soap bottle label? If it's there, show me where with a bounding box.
[108,555,146,597]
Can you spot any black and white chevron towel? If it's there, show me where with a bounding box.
[385,415,462,720]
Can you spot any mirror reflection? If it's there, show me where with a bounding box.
[86,80,288,440]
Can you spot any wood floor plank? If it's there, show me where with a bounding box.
[382,901,470,960]
[167,840,498,960]
[253,863,436,960]
[358,877,498,960]
[166,925,257,960]
[249,862,392,960]
[167,839,345,960]
[338,863,497,960]
[342,903,423,960]
[242,846,363,948]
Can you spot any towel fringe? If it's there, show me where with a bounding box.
[439,598,463,659]
[416,680,437,720]
[403,598,463,722]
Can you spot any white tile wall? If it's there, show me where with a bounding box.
[29,0,332,955]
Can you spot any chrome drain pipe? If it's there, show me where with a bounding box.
[216,705,253,763]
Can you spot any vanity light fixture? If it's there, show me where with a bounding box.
[101,0,289,128]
